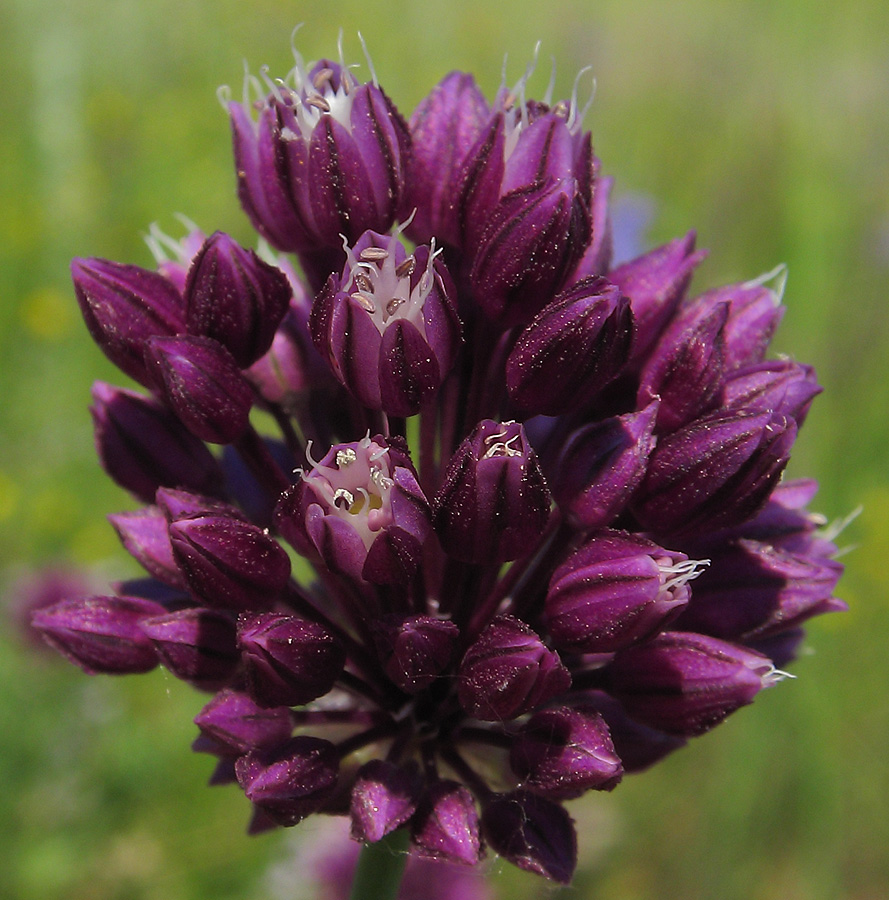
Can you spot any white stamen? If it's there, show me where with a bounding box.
[304,440,321,468]
[819,504,863,544]
[762,664,795,687]
[358,31,379,86]
[658,557,710,592]
[568,66,596,132]
[744,263,788,306]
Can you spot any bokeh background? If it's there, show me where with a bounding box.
[1,1,887,898]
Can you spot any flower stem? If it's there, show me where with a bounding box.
[348,828,410,900]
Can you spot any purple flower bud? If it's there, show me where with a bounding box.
[576,690,686,773]
[510,706,622,798]
[505,276,633,415]
[311,230,461,416]
[169,512,291,611]
[568,160,613,279]
[545,531,698,653]
[275,435,431,585]
[91,382,225,503]
[350,759,422,842]
[406,71,491,247]
[194,689,293,755]
[470,178,591,325]
[481,790,576,883]
[235,736,339,826]
[695,269,785,371]
[246,287,336,410]
[411,781,481,865]
[238,613,345,708]
[637,300,729,432]
[156,486,246,523]
[675,538,844,641]
[551,403,657,529]
[458,615,570,721]
[228,55,409,255]
[720,360,821,426]
[608,232,707,365]
[632,410,797,538]
[32,595,166,674]
[184,232,291,368]
[144,335,254,443]
[604,632,782,736]
[141,607,240,690]
[109,506,185,589]
[433,420,551,563]
[374,615,460,694]
[71,257,185,387]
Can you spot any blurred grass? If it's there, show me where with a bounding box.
[1,1,887,898]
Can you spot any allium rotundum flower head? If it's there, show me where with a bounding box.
[37,33,846,888]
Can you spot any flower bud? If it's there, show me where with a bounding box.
[108,506,185,589]
[458,615,570,721]
[433,420,551,563]
[607,232,707,365]
[674,538,844,641]
[574,690,686,773]
[411,781,481,865]
[604,632,782,736]
[71,257,185,387]
[505,276,633,415]
[169,512,291,611]
[194,689,293,755]
[481,790,576,884]
[145,335,254,443]
[350,759,422,842]
[238,613,345,708]
[184,231,291,368]
[632,410,797,538]
[91,382,225,503]
[545,531,700,653]
[235,736,339,826]
[275,435,431,585]
[405,71,491,247]
[228,55,409,256]
[141,607,240,689]
[568,160,613,279]
[637,300,729,432]
[510,706,622,798]
[470,178,590,326]
[374,615,460,694]
[695,269,785,371]
[551,403,657,529]
[311,230,461,416]
[720,360,821,426]
[32,595,166,674]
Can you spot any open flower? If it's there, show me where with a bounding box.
[36,34,845,890]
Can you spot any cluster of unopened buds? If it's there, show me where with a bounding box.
[34,35,845,884]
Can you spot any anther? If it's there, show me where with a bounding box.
[351,292,377,313]
[313,67,335,90]
[394,256,416,278]
[333,488,355,509]
[353,272,374,293]
[336,448,358,468]
[359,247,389,262]
[385,297,405,316]
[306,94,331,113]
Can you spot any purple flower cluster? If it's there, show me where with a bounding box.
[34,39,845,884]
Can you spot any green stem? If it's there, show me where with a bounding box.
[348,829,410,900]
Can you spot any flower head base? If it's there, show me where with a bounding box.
[38,32,845,887]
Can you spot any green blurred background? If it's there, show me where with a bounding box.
[1,1,886,898]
